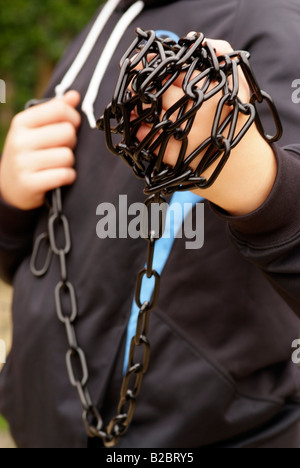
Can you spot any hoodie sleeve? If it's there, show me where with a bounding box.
[211,0,300,316]
[211,144,300,316]
[0,197,41,283]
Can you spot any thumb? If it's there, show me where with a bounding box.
[62,90,81,108]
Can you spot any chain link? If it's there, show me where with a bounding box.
[29,28,283,448]
[30,185,166,447]
[98,28,283,194]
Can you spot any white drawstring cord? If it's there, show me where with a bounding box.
[55,0,123,98]
[82,1,145,128]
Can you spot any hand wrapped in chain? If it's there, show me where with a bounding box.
[99,29,282,215]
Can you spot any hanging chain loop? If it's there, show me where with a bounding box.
[30,184,166,447]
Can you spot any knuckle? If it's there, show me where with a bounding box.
[12,131,27,152]
[54,99,68,116]
[64,123,77,147]
[60,168,76,185]
[64,121,76,138]
[63,148,75,166]
[207,38,233,54]
[219,39,233,51]
[11,112,24,128]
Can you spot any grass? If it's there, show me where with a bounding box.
[0,416,9,431]
[0,415,15,449]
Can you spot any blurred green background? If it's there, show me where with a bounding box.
[0,0,105,148]
[0,0,105,448]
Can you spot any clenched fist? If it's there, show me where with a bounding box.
[0,91,81,210]
[135,38,277,216]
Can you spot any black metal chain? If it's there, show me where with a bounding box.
[29,28,283,447]
[98,28,283,195]
[30,187,166,448]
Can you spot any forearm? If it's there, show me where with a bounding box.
[194,121,277,216]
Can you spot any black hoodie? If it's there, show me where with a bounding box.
[0,0,300,448]
[120,0,180,9]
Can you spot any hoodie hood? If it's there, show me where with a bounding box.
[55,0,182,128]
